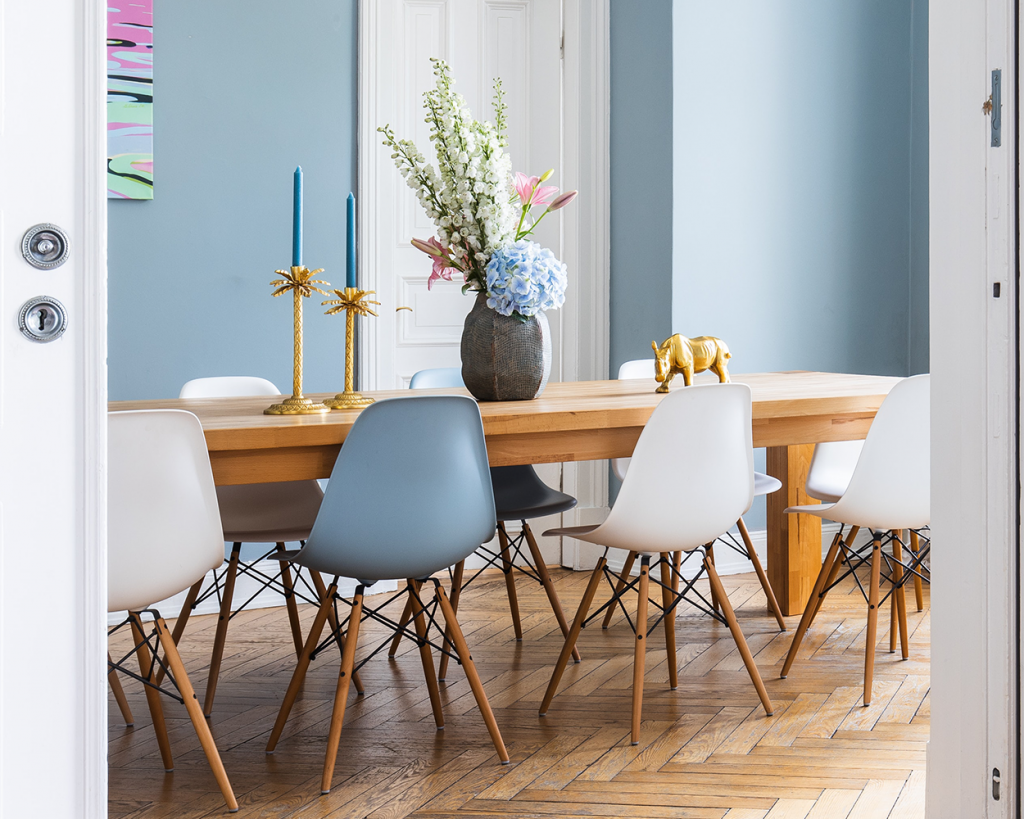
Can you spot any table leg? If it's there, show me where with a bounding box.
[766,444,822,616]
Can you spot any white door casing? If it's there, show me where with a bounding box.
[0,0,108,816]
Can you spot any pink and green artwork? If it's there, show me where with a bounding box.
[108,1,153,199]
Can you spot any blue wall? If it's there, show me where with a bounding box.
[108,0,358,400]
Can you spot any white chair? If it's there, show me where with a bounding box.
[780,375,930,705]
[539,384,774,745]
[106,410,238,812]
[611,359,786,630]
[176,376,353,716]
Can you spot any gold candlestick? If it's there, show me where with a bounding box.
[265,265,332,415]
[322,287,380,410]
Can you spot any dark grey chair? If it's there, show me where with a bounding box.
[264,395,509,795]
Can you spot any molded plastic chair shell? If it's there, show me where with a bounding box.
[108,410,225,613]
[297,395,497,581]
[552,384,754,553]
[804,440,864,503]
[178,376,323,542]
[409,367,464,390]
[786,374,929,530]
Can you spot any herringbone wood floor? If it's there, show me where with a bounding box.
[109,563,929,819]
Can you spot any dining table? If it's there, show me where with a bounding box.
[110,371,900,616]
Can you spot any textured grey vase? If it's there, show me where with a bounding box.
[461,293,551,401]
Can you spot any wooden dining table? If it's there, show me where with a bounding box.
[111,371,900,616]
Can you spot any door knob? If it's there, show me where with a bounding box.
[22,223,70,269]
[19,297,68,343]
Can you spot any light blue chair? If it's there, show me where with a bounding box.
[405,367,581,677]
[264,395,509,795]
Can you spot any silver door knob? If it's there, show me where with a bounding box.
[19,297,68,343]
[22,224,70,269]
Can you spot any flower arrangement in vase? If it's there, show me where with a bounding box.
[379,58,577,400]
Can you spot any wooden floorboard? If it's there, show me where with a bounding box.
[109,565,929,818]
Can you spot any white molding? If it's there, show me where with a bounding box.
[356,0,380,390]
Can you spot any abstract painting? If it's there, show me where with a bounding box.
[108,1,153,199]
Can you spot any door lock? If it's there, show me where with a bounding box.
[19,297,68,343]
[22,223,70,270]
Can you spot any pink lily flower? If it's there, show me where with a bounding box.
[546,190,578,211]
[411,237,443,257]
[531,185,559,207]
[412,236,464,290]
[514,172,540,204]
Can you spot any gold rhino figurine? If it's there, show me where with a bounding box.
[651,334,731,392]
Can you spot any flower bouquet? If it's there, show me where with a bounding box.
[379,58,576,400]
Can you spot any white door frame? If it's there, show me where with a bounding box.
[928,0,1018,816]
[356,0,612,561]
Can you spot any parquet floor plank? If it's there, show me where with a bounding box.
[108,566,928,818]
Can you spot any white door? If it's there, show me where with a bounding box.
[363,0,565,566]
[0,1,107,816]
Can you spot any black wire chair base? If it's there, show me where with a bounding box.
[107,611,184,704]
[820,529,931,609]
[453,521,542,592]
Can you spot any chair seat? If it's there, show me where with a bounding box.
[754,472,782,496]
[217,480,323,543]
[785,502,929,532]
[492,465,577,521]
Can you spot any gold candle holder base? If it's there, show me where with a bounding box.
[324,391,374,410]
[264,396,331,415]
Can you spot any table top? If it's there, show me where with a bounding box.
[111,372,900,471]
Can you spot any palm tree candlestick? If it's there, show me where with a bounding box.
[322,287,380,410]
[265,265,332,415]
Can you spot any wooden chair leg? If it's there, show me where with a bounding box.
[910,530,925,611]
[108,653,134,726]
[388,597,413,659]
[863,536,883,706]
[438,560,465,681]
[276,542,305,659]
[204,542,241,717]
[434,583,509,763]
[266,581,337,753]
[706,542,721,613]
[497,523,523,640]
[540,556,608,717]
[809,527,858,625]
[129,613,174,771]
[310,571,363,695]
[738,517,786,631]
[602,550,636,629]
[631,557,651,745]
[410,581,444,728]
[658,555,678,690]
[890,582,899,654]
[321,587,363,794]
[523,523,581,663]
[781,535,843,679]
[153,616,238,812]
[154,577,202,687]
[892,533,910,660]
[705,558,774,716]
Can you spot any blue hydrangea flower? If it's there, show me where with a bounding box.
[485,240,568,317]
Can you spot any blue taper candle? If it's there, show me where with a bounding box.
[292,167,303,267]
[346,192,356,288]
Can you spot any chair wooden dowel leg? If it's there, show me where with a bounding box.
[321,587,363,794]
[602,551,636,630]
[540,556,607,717]
[809,529,856,625]
[311,572,363,695]
[863,536,883,706]
[434,583,509,764]
[438,560,465,681]
[738,517,786,631]
[204,543,241,717]
[277,543,305,659]
[266,582,337,753]
[658,556,678,690]
[410,581,445,729]
[129,613,174,771]
[523,523,581,663]
[889,584,898,654]
[892,533,910,660]
[153,617,238,812]
[388,597,413,659]
[154,578,202,687]
[108,653,134,726]
[910,530,925,611]
[705,559,774,716]
[497,524,523,640]
[631,557,651,745]
[706,542,721,613]
[781,535,843,679]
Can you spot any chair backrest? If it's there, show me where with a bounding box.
[179,376,280,399]
[598,383,754,553]
[299,395,496,581]
[828,374,930,530]
[805,439,864,503]
[409,367,465,390]
[617,359,655,380]
[108,410,225,613]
